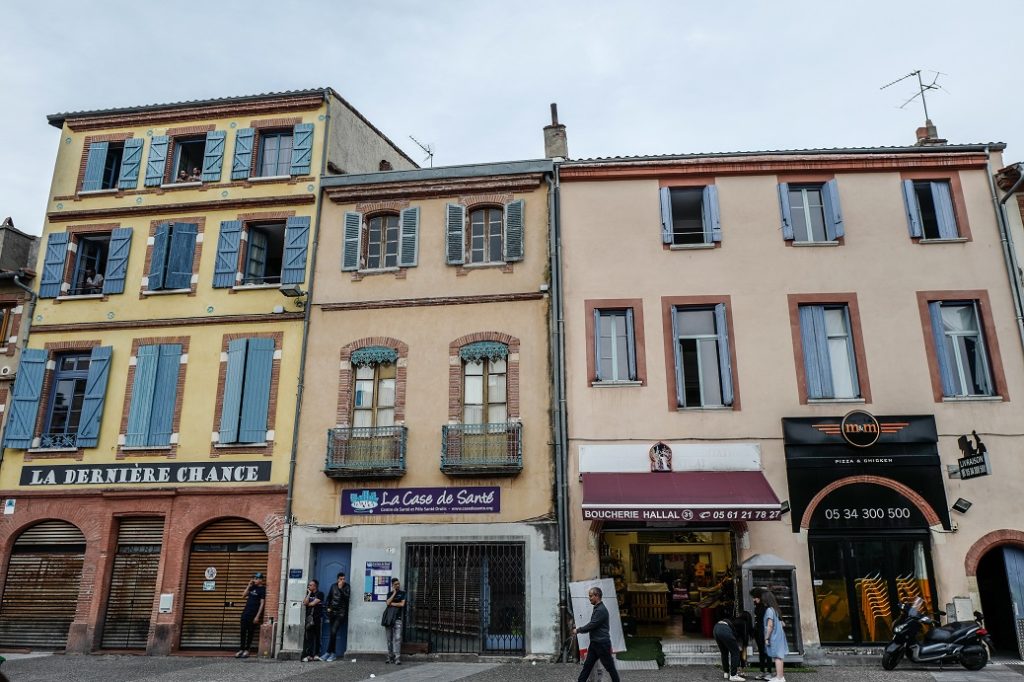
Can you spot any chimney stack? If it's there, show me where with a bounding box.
[915,119,947,146]
[544,103,568,160]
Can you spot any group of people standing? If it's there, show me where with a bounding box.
[300,572,352,662]
[712,587,790,682]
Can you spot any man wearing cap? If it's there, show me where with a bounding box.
[236,572,266,658]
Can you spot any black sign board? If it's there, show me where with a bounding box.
[957,432,990,480]
[19,461,272,487]
[809,482,929,530]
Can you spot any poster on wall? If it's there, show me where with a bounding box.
[569,578,625,656]
[364,561,393,602]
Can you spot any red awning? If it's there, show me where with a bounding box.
[581,471,782,522]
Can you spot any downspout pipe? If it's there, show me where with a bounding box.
[547,165,573,658]
[984,151,1024,356]
[277,88,332,656]
[0,270,37,466]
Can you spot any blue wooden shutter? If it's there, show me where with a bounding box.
[149,344,181,446]
[39,232,69,299]
[125,345,159,447]
[290,123,314,175]
[238,337,274,443]
[399,207,420,267]
[823,179,844,239]
[446,204,465,265]
[3,349,47,448]
[625,308,637,381]
[117,138,144,190]
[703,185,722,243]
[593,309,605,382]
[342,212,363,272]
[102,227,133,295]
[76,345,112,447]
[671,308,685,407]
[165,222,197,290]
[799,305,833,399]
[842,306,860,397]
[281,216,311,285]
[714,303,734,406]
[148,222,171,290]
[902,179,923,238]
[213,220,243,288]
[219,338,247,443]
[81,142,109,192]
[660,187,673,244]
[928,301,956,396]
[503,199,524,262]
[145,136,169,187]
[932,181,959,239]
[777,182,794,240]
[201,130,226,182]
[231,128,255,180]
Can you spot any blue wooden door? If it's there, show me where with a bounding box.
[1004,546,1024,622]
[314,543,352,656]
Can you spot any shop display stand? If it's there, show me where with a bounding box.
[741,554,803,661]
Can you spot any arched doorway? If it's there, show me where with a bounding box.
[977,546,1024,658]
[180,518,268,650]
[806,482,936,645]
[101,517,165,649]
[0,520,86,648]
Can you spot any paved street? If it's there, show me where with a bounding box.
[1,654,1021,682]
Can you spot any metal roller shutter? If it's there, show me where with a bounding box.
[180,519,268,650]
[101,518,164,649]
[0,520,86,648]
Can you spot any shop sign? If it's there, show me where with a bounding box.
[19,461,272,486]
[838,410,882,448]
[342,486,500,515]
[957,432,990,480]
[582,507,782,522]
[809,483,928,530]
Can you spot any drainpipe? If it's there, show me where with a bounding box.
[984,151,1024,355]
[276,88,332,656]
[547,166,573,657]
[0,270,37,467]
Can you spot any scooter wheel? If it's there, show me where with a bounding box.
[882,650,902,670]
[961,650,987,671]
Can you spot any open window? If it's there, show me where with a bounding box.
[171,136,207,183]
[659,185,721,245]
[70,233,110,296]
[243,222,286,285]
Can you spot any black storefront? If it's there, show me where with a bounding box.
[783,411,951,645]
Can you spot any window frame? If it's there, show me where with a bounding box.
[661,296,739,411]
[211,332,283,455]
[900,170,972,242]
[69,232,111,296]
[363,213,401,271]
[787,294,871,404]
[659,180,721,248]
[466,205,504,265]
[118,336,189,457]
[585,299,647,386]
[242,221,287,286]
[462,355,508,425]
[169,134,207,183]
[337,338,408,429]
[352,361,397,428]
[42,352,92,442]
[77,133,135,193]
[255,129,294,178]
[916,290,1007,402]
[143,217,205,296]
[448,333,520,423]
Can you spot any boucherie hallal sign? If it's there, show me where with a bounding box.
[20,461,272,486]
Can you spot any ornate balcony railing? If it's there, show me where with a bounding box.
[441,422,522,476]
[39,433,78,449]
[325,425,406,479]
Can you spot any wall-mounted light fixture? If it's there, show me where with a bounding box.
[951,498,973,514]
[780,500,791,515]
[279,285,307,307]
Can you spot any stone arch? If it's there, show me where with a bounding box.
[799,474,941,530]
[964,529,1024,576]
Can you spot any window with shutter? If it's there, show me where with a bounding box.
[147,223,197,292]
[670,305,734,408]
[81,141,127,192]
[594,309,637,382]
[255,130,294,177]
[928,301,994,397]
[69,233,112,297]
[467,207,504,264]
[125,344,182,447]
[909,180,960,240]
[798,304,860,400]
[218,338,274,445]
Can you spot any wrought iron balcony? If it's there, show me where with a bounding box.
[325,425,406,479]
[441,422,522,476]
[39,433,79,449]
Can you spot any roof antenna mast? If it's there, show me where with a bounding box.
[409,135,434,168]
[880,68,947,121]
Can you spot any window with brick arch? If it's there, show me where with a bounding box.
[353,362,396,428]
[463,357,507,424]
[364,214,400,270]
[467,207,503,264]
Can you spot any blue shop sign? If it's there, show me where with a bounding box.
[342,486,500,515]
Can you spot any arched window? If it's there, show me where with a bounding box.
[364,214,400,270]
[350,346,399,428]
[461,342,508,424]
[467,207,503,264]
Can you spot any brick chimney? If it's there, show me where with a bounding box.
[915,119,947,146]
[544,103,568,160]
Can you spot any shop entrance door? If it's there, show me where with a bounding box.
[809,535,934,644]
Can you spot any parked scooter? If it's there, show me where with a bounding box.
[882,597,992,671]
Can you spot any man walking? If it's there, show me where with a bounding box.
[572,586,621,682]
[323,571,351,661]
[236,572,265,658]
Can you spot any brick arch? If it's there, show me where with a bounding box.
[799,474,941,529]
[181,514,270,547]
[448,332,520,421]
[337,337,409,427]
[964,529,1024,576]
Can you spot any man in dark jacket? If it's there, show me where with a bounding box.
[323,571,351,662]
[750,587,770,680]
[572,586,621,682]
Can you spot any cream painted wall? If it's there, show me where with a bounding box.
[559,155,1024,647]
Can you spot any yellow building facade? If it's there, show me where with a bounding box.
[0,89,414,655]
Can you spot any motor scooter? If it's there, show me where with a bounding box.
[882,597,992,671]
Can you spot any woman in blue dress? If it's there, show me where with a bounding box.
[762,590,788,682]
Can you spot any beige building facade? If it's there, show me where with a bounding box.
[557,144,1024,659]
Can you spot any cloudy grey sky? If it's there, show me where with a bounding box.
[2,0,1021,234]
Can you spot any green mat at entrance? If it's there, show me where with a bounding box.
[617,636,665,667]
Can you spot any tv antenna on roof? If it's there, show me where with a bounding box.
[880,69,948,122]
[409,135,434,168]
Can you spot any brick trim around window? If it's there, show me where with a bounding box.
[163,125,217,184]
[209,331,284,456]
[915,290,1008,402]
[116,335,191,459]
[76,133,134,193]
[584,299,647,386]
[454,194,516,276]
[26,339,104,461]
[54,223,122,303]
[660,295,741,411]
[448,332,521,421]
[140,217,206,298]
[336,337,410,428]
[225,210,297,294]
[249,118,303,179]
[0,296,28,356]
[900,170,973,242]
[786,293,872,404]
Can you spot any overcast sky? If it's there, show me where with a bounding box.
[2,0,1021,235]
